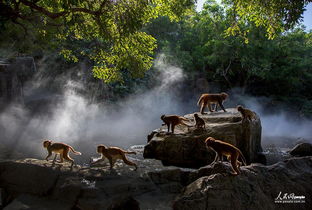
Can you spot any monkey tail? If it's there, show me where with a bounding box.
[125,151,137,155]
[238,150,247,166]
[69,147,82,155]
[180,117,190,121]
[197,95,204,106]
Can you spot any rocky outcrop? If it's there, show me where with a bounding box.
[0,158,174,210]
[0,157,311,209]
[144,108,265,168]
[173,156,312,210]
[290,143,312,157]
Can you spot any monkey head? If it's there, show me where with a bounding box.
[194,113,198,118]
[237,105,243,112]
[160,115,165,120]
[97,145,107,153]
[205,137,216,146]
[43,140,52,148]
[221,92,228,100]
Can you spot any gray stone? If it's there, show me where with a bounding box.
[173,157,312,210]
[144,108,265,168]
[289,143,312,157]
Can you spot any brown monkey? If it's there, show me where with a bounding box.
[91,145,137,170]
[194,113,205,129]
[43,140,81,166]
[237,105,256,122]
[161,115,191,133]
[197,92,228,114]
[205,137,246,175]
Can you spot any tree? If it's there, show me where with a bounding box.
[0,0,195,82]
[226,0,312,39]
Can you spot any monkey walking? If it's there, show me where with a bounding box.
[205,137,246,175]
[197,92,228,114]
[43,140,81,166]
[194,113,205,129]
[237,105,256,122]
[161,114,191,133]
[91,144,137,171]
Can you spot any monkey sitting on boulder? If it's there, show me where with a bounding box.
[194,113,205,129]
[237,105,256,122]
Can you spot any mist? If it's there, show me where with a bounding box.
[230,93,312,147]
[1,54,312,163]
[0,54,195,162]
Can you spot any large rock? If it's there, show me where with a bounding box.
[173,157,312,210]
[144,108,265,168]
[289,143,312,157]
[0,157,311,209]
[0,158,171,209]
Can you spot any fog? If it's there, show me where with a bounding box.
[1,54,311,163]
[230,92,312,147]
[0,54,195,162]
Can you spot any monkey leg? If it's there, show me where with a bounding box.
[45,151,52,161]
[108,156,115,169]
[200,103,206,114]
[64,154,74,164]
[214,103,218,111]
[218,101,227,112]
[59,153,64,163]
[218,153,224,163]
[167,124,170,132]
[208,103,214,112]
[211,152,220,164]
[52,154,58,164]
[171,124,176,133]
[230,155,240,175]
[121,155,138,170]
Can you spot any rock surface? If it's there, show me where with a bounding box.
[0,156,311,210]
[289,143,312,157]
[173,156,312,210]
[144,108,265,168]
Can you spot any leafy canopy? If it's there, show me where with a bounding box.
[0,0,195,82]
[226,0,312,39]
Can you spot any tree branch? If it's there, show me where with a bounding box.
[19,0,99,19]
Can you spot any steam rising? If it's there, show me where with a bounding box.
[235,95,312,146]
[0,54,192,162]
[1,54,311,162]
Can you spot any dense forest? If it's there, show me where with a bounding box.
[0,0,311,117]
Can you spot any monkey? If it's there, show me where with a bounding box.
[91,144,137,170]
[237,105,256,122]
[197,92,228,114]
[160,115,191,133]
[43,140,81,166]
[194,113,205,129]
[205,137,246,175]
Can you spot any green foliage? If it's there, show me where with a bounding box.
[0,0,195,82]
[145,0,312,116]
[226,0,312,39]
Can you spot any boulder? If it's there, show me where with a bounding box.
[144,108,265,168]
[289,143,312,157]
[173,157,312,210]
[0,156,311,210]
